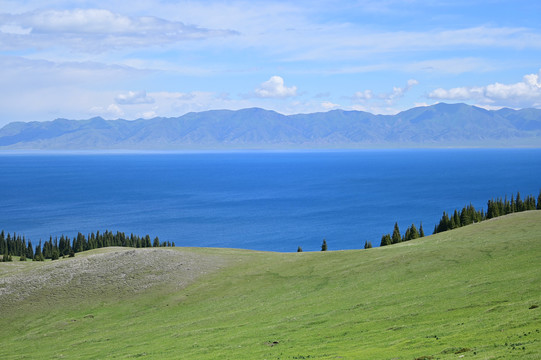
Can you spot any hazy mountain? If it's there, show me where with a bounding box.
[1,103,540,150]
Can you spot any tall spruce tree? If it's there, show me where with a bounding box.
[391,222,401,244]
[0,230,5,255]
[26,240,33,259]
[321,239,327,251]
[516,192,524,212]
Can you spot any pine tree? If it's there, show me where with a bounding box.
[419,222,425,237]
[452,210,460,228]
[435,211,451,233]
[409,223,420,240]
[391,222,401,244]
[380,234,391,247]
[486,200,499,219]
[537,189,541,210]
[364,241,372,249]
[516,192,524,212]
[321,239,327,251]
[297,246,303,252]
[26,240,33,259]
[0,230,5,255]
[34,240,44,261]
[51,247,60,260]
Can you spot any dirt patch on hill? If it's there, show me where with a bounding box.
[0,247,228,312]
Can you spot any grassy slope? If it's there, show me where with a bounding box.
[1,211,540,359]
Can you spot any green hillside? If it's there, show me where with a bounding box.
[1,211,540,359]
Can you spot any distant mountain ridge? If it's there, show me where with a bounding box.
[1,103,540,149]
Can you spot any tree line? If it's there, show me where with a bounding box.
[380,190,541,247]
[0,230,174,262]
[379,221,425,247]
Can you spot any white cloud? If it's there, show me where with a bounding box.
[0,9,237,52]
[321,101,340,110]
[255,76,297,98]
[90,103,124,118]
[0,56,144,88]
[141,110,158,119]
[0,24,32,35]
[428,69,541,108]
[353,90,373,100]
[115,91,155,105]
[354,79,418,104]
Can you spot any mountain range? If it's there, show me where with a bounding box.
[1,103,540,150]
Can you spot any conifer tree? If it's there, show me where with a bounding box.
[409,223,420,240]
[510,195,516,213]
[51,247,60,260]
[391,222,401,244]
[321,239,327,251]
[538,189,541,210]
[380,234,391,247]
[452,210,460,229]
[364,241,372,249]
[503,195,509,214]
[34,240,44,261]
[26,240,33,259]
[419,222,425,237]
[516,192,523,212]
[6,233,11,256]
[0,230,5,255]
[297,246,303,252]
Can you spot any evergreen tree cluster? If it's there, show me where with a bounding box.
[0,230,174,262]
[434,191,539,235]
[380,222,425,247]
[433,203,484,234]
[380,190,540,248]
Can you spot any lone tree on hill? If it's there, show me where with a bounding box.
[321,239,327,251]
[364,241,372,249]
[297,246,303,252]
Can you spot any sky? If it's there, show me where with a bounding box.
[1,0,541,127]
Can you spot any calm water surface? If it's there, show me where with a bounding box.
[0,149,540,251]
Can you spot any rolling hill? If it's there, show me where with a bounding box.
[1,103,540,149]
[0,211,540,359]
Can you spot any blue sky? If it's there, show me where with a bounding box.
[1,0,540,126]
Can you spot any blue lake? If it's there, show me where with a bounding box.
[0,149,540,252]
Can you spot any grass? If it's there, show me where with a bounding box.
[1,211,540,359]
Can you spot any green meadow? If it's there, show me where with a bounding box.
[1,211,540,359]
